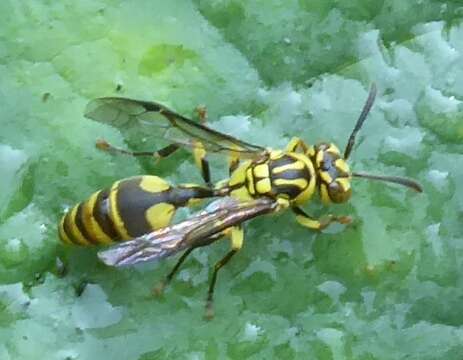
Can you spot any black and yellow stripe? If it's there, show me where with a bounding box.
[226,151,316,205]
[268,153,315,203]
[58,176,214,246]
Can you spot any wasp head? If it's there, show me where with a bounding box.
[309,84,422,205]
[311,143,352,204]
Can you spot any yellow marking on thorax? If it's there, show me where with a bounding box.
[140,176,170,193]
[270,150,284,160]
[82,191,113,245]
[145,203,176,229]
[228,161,250,187]
[255,178,272,194]
[246,168,256,195]
[109,181,131,240]
[287,152,313,168]
[271,160,305,174]
[254,163,269,178]
[230,186,253,201]
[67,205,91,246]
[274,178,308,189]
[228,162,255,201]
[287,152,317,205]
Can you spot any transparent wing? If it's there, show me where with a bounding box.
[98,197,278,267]
[85,97,266,158]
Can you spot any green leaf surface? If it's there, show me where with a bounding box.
[1,1,462,359]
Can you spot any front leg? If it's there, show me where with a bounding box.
[286,137,313,154]
[96,139,179,163]
[292,207,351,230]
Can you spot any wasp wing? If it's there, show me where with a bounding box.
[85,97,266,158]
[98,197,278,267]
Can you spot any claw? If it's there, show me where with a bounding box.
[319,215,352,230]
[319,215,333,230]
[195,106,207,123]
[95,138,111,151]
[153,281,166,297]
[337,216,352,225]
[152,152,161,166]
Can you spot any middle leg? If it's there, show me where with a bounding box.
[204,225,243,319]
[285,137,313,155]
[154,232,225,295]
[153,246,196,296]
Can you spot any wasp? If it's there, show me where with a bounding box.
[58,84,422,317]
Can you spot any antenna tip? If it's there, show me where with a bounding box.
[413,183,424,193]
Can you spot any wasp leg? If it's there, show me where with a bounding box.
[96,138,179,164]
[193,143,211,186]
[192,106,212,186]
[154,233,224,296]
[205,225,243,320]
[292,207,352,230]
[192,106,242,182]
[196,105,207,123]
[228,155,241,175]
[285,137,311,153]
[74,279,89,297]
[154,246,196,296]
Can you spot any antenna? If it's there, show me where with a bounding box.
[344,83,377,159]
[352,172,423,192]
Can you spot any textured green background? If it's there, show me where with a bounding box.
[1,1,463,359]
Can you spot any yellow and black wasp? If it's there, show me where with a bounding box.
[58,83,422,317]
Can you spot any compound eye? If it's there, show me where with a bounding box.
[329,181,340,191]
[328,181,352,203]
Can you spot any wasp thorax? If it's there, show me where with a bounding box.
[313,143,352,204]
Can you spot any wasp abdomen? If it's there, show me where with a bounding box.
[58,176,214,246]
